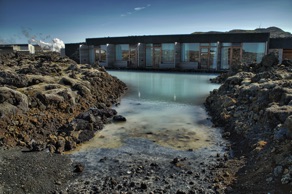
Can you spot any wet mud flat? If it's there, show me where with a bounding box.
[67,137,230,194]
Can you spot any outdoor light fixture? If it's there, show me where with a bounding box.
[175,42,178,45]
[106,44,109,47]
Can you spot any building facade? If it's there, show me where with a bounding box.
[78,33,272,71]
[269,37,292,63]
[0,44,35,54]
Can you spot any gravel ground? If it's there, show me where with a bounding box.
[0,148,74,194]
[66,138,237,194]
[0,138,245,194]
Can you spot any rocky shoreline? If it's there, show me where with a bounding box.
[0,52,125,193]
[0,52,127,153]
[206,54,292,193]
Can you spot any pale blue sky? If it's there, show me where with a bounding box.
[0,0,291,44]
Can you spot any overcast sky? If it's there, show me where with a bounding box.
[0,0,291,44]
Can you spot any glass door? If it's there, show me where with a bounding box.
[221,47,241,69]
[231,47,241,66]
[129,45,137,67]
[200,47,209,69]
[209,47,218,69]
[153,46,161,68]
[146,44,153,67]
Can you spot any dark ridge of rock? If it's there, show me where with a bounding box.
[205,54,292,193]
[0,51,127,153]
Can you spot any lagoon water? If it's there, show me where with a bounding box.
[74,71,223,151]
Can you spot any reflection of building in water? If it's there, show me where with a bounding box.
[70,33,291,71]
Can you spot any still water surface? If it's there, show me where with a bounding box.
[75,71,223,151]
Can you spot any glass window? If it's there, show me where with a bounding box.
[95,45,107,62]
[210,47,218,69]
[222,43,231,46]
[116,44,129,61]
[201,48,209,53]
[181,43,199,62]
[129,44,137,66]
[146,44,153,67]
[200,43,209,46]
[222,43,241,47]
[221,47,230,69]
[162,43,174,63]
[242,43,266,64]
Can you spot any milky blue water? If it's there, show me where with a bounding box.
[111,71,219,106]
[74,71,224,151]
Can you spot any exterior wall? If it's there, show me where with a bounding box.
[60,48,65,57]
[28,44,35,54]
[74,33,283,70]
[79,45,90,64]
[174,43,181,68]
[65,43,82,63]
[88,45,95,65]
[159,63,175,69]
[178,62,199,69]
[114,61,128,68]
[283,49,292,60]
[0,46,14,53]
[216,42,221,69]
[0,44,35,54]
[79,41,269,70]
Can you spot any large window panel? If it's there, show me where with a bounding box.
[95,45,107,62]
[116,44,129,61]
[162,43,174,63]
[146,43,153,67]
[221,47,230,69]
[210,47,218,69]
[181,43,199,62]
[242,43,266,64]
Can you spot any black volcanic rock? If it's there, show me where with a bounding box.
[205,54,292,192]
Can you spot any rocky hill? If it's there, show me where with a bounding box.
[206,55,292,193]
[230,26,292,38]
[193,26,292,38]
[0,52,127,153]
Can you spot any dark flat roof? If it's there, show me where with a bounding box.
[269,38,292,49]
[86,33,270,45]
